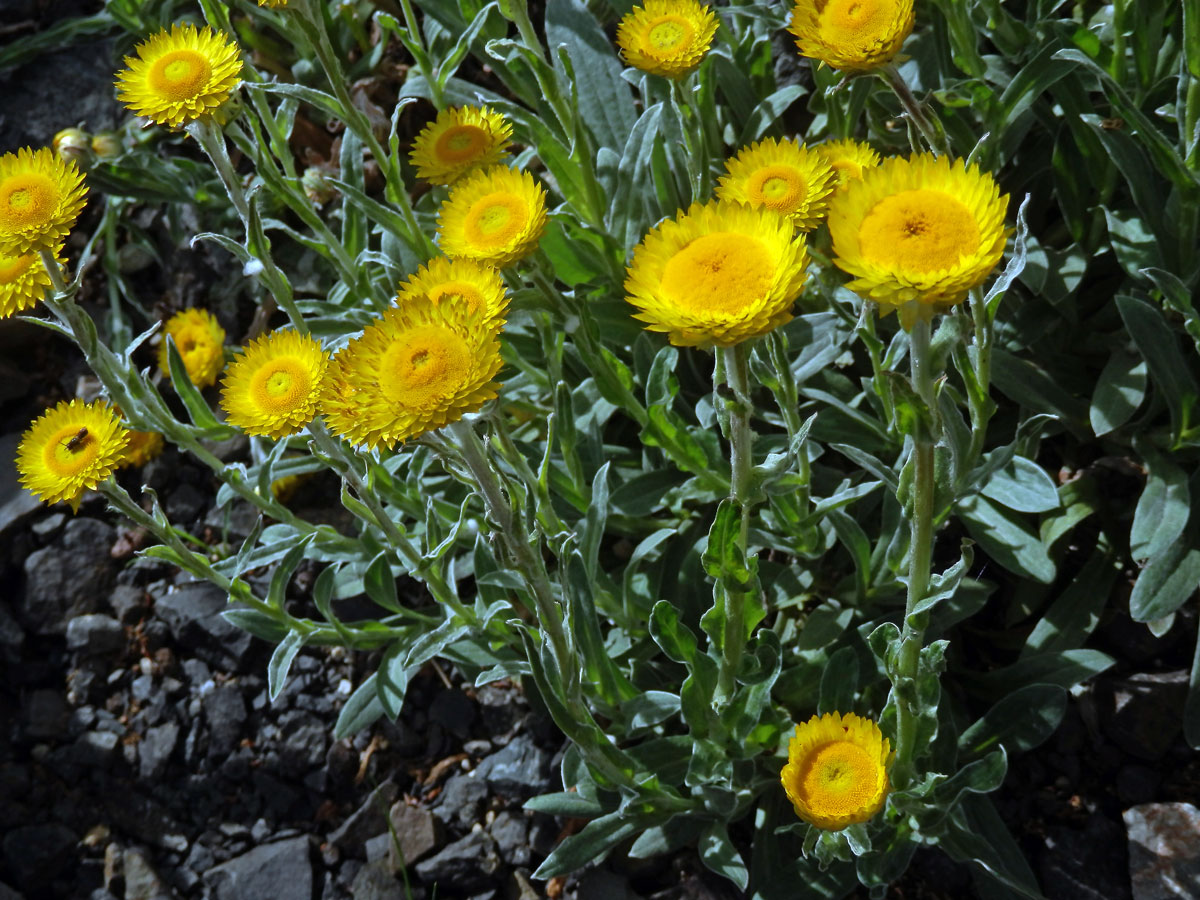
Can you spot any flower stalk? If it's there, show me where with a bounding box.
[881,65,949,157]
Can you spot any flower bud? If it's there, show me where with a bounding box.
[302,167,338,205]
[53,128,91,165]
[90,132,123,159]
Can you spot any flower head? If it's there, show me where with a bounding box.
[257,0,288,6]
[410,106,513,186]
[616,0,718,79]
[321,295,503,449]
[116,24,243,128]
[437,166,547,268]
[0,244,61,318]
[397,256,509,327]
[17,399,130,512]
[781,711,892,831]
[827,152,1009,326]
[158,308,226,388]
[817,138,882,190]
[220,330,330,438]
[717,138,836,231]
[0,147,88,256]
[118,428,165,468]
[624,200,809,347]
[788,0,914,71]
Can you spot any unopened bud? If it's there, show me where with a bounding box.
[53,128,90,165]
[90,132,123,159]
[302,167,338,205]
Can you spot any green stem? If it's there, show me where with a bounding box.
[399,0,444,108]
[765,330,810,510]
[670,77,711,202]
[892,318,936,788]
[715,342,757,703]
[881,65,950,156]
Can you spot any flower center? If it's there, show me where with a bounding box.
[148,50,213,101]
[0,174,55,230]
[250,358,310,412]
[748,165,807,212]
[464,193,526,247]
[829,158,863,184]
[0,252,35,284]
[646,16,693,53]
[428,281,484,317]
[858,189,980,274]
[797,741,880,819]
[820,0,888,39]
[44,424,98,478]
[660,232,774,315]
[380,325,471,407]
[434,125,488,164]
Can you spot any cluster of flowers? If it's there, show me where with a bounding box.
[3,0,1011,835]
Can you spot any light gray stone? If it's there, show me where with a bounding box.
[1125,802,1200,900]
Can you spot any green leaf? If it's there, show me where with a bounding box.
[524,792,605,817]
[738,85,807,145]
[980,457,1061,514]
[1186,623,1200,748]
[220,608,290,643]
[334,673,386,739]
[973,649,1115,695]
[376,643,409,721]
[959,685,1068,758]
[699,822,748,891]
[267,630,307,702]
[1022,549,1116,656]
[532,811,644,878]
[266,533,315,610]
[1129,534,1200,623]
[818,646,859,715]
[649,600,698,664]
[622,691,681,731]
[936,797,1044,900]
[702,500,751,585]
[956,495,1056,584]
[1090,351,1147,436]
[1130,444,1190,562]
[1117,293,1200,443]
[164,336,232,437]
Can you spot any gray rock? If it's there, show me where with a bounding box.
[75,730,120,768]
[108,586,148,624]
[20,518,116,635]
[1,824,77,892]
[203,686,246,758]
[67,614,126,656]
[1040,812,1130,900]
[0,431,40,538]
[139,722,179,780]
[385,803,439,867]
[274,710,326,777]
[474,735,552,800]
[204,837,312,900]
[30,513,65,538]
[122,847,180,900]
[433,773,488,831]
[327,780,398,852]
[414,831,500,892]
[165,483,205,523]
[430,690,476,739]
[154,583,254,670]
[23,689,67,740]
[576,869,640,900]
[1103,671,1188,760]
[489,810,529,866]
[1125,802,1200,900]
[349,860,403,900]
[1118,764,1162,806]
[0,602,24,660]
[0,881,25,900]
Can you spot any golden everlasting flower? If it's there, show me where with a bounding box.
[781,711,893,831]
[828,152,1009,326]
[788,0,914,71]
[717,138,836,232]
[616,0,718,80]
[115,24,243,128]
[0,244,61,318]
[624,200,809,347]
[257,0,288,6]
[322,295,503,449]
[158,308,227,388]
[118,429,165,468]
[397,256,509,327]
[817,138,882,191]
[410,106,513,186]
[220,330,330,439]
[0,147,88,256]
[437,166,547,268]
[17,399,130,513]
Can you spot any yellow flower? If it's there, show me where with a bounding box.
[410,106,513,186]
[0,244,61,318]
[624,200,810,347]
[17,399,130,513]
[220,330,330,439]
[616,0,718,80]
[321,295,503,449]
[53,128,91,166]
[781,711,893,831]
[437,166,547,268]
[717,138,836,232]
[257,0,288,6]
[158,308,227,388]
[397,256,509,327]
[788,0,914,71]
[115,24,243,128]
[827,152,1009,326]
[817,139,882,191]
[0,147,87,256]
[118,429,165,468]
